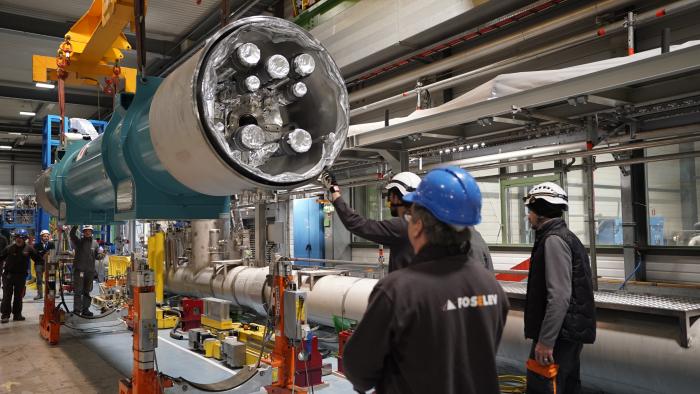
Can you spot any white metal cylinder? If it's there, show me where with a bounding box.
[305,275,377,326]
[149,16,348,196]
[190,220,216,270]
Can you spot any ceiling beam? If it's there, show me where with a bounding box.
[0,83,112,108]
[0,11,173,56]
[148,0,278,76]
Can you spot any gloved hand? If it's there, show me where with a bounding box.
[319,170,337,190]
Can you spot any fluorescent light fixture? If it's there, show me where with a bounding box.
[0,146,12,150]
[35,82,55,89]
[19,111,36,116]
[8,132,23,136]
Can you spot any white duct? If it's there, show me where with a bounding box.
[305,275,377,326]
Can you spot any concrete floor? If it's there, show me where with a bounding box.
[0,297,122,393]
[0,287,356,394]
[3,286,582,394]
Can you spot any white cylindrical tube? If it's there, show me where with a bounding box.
[149,16,348,196]
[305,275,377,326]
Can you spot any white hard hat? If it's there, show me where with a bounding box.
[524,182,568,208]
[384,172,421,197]
[82,225,94,231]
[40,230,50,236]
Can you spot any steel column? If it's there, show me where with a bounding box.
[620,150,648,281]
[583,156,599,289]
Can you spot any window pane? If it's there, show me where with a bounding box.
[506,185,530,244]
[567,163,622,246]
[592,164,623,245]
[646,146,700,246]
[475,179,502,243]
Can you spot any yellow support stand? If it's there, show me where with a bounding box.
[201,315,235,331]
[108,255,131,277]
[204,338,223,360]
[147,232,165,304]
[156,307,178,329]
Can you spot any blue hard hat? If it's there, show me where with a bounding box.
[403,166,482,227]
[16,229,29,239]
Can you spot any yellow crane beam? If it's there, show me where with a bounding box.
[32,0,144,93]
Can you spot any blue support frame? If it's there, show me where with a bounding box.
[35,116,109,233]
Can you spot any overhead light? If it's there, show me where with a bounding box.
[19,111,36,117]
[0,146,12,150]
[35,82,55,89]
[8,132,23,136]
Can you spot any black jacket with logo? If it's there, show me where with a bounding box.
[343,245,509,394]
[0,244,43,276]
[525,218,596,344]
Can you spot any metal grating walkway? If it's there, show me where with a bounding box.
[499,281,700,347]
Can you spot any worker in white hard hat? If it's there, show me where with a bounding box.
[522,182,596,394]
[319,169,494,272]
[32,229,55,300]
[69,225,102,316]
[320,170,420,272]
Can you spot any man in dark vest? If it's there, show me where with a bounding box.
[523,182,596,394]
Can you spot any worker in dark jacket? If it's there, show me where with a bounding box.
[320,170,493,272]
[69,225,103,316]
[33,229,55,300]
[343,167,509,394]
[0,231,8,254]
[1,229,43,323]
[523,182,596,394]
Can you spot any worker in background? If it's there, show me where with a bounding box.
[33,229,55,300]
[343,167,508,394]
[0,229,42,323]
[69,225,103,317]
[0,230,8,254]
[320,169,494,272]
[523,182,596,394]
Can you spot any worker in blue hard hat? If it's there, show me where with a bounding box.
[343,167,508,394]
[0,229,42,323]
[33,230,55,300]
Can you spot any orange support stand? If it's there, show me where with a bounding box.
[39,258,63,345]
[119,269,171,394]
[265,268,307,394]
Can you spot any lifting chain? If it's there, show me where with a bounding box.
[56,35,73,146]
[103,62,122,96]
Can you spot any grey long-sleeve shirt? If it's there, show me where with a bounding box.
[538,235,572,347]
[70,226,99,272]
[332,196,414,272]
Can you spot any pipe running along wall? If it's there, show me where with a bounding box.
[34,16,348,224]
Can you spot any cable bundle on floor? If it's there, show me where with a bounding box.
[499,374,527,393]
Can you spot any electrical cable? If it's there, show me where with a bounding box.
[255,275,275,368]
[498,374,527,393]
[619,250,643,290]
